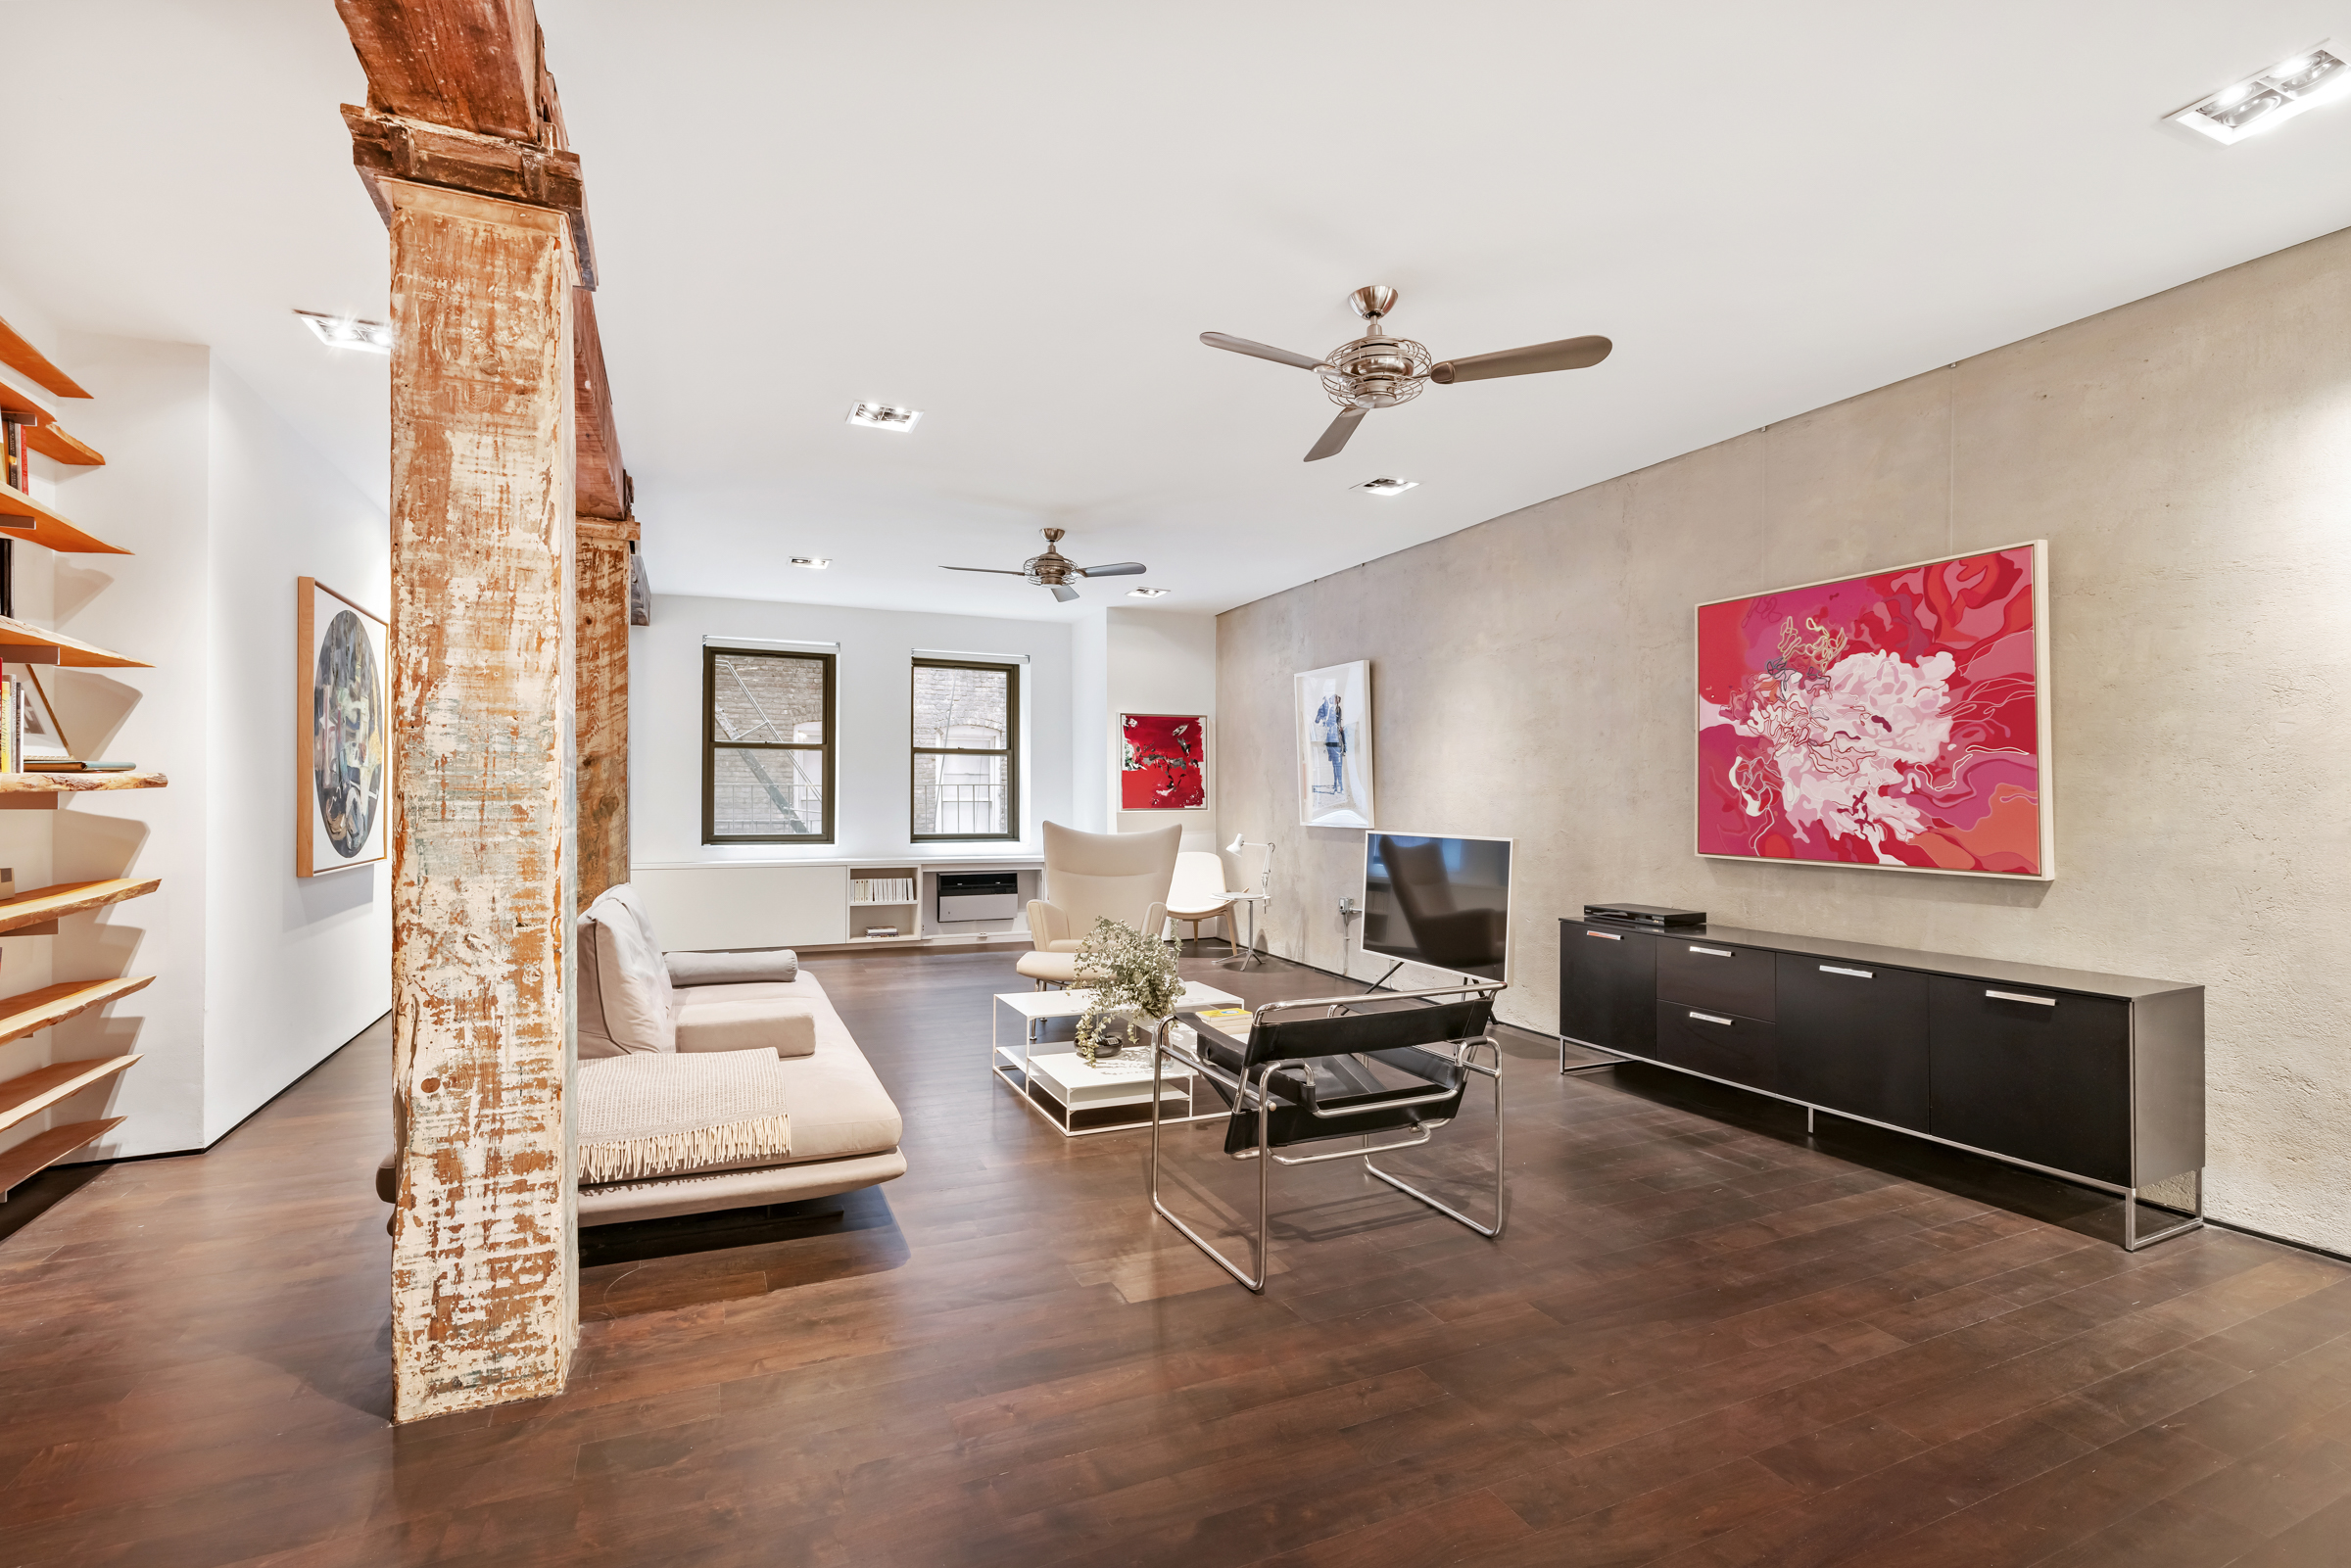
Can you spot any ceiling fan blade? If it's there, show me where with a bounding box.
[1077,562,1145,577]
[1429,335,1612,384]
[1051,584,1080,603]
[1201,332,1324,371]
[1304,404,1368,462]
[939,565,1029,574]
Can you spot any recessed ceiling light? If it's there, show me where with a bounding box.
[2170,43,2349,143]
[846,402,922,432]
[791,556,831,569]
[1127,587,1170,598]
[1355,477,1418,496]
[295,309,393,353]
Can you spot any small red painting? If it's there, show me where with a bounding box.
[1121,714,1207,810]
[1697,543,2050,878]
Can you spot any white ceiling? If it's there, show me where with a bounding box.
[8,2,2351,622]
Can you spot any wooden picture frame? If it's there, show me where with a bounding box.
[297,577,389,877]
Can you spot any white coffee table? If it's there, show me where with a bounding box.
[992,979,1243,1137]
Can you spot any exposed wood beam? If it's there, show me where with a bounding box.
[342,106,598,288]
[576,514,637,902]
[573,288,625,519]
[334,0,547,145]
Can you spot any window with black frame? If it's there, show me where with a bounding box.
[911,657,1018,841]
[703,646,835,843]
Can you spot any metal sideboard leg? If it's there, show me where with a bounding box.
[2123,1168,2206,1252]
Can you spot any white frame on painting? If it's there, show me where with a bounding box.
[1294,660,1374,829]
[297,577,390,878]
[1694,540,2054,880]
[1118,713,1211,812]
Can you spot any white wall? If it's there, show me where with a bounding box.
[1104,608,1217,849]
[201,362,392,1138]
[1069,610,1109,833]
[633,594,1073,866]
[44,332,216,1158]
[0,302,390,1166]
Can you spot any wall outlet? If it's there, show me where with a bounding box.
[1337,896,1358,916]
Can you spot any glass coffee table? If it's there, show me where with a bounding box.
[991,980,1243,1137]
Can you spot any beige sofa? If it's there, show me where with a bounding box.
[376,884,906,1229]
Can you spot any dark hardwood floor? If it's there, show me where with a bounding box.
[3,945,2348,1567]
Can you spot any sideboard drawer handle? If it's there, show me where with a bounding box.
[1688,1011,1734,1025]
[1820,965,1873,979]
[1986,989,2057,1007]
[1689,945,1734,958]
[1585,930,1622,941]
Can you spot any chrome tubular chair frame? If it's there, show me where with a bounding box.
[1149,983,1508,1293]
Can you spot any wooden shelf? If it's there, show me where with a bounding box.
[0,314,90,400]
[0,772,167,795]
[0,378,53,425]
[0,1117,123,1197]
[0,976,155,1050]
[0,614,147,668]
[0,878,161,936]
[0,481,131,556]
[0,1054,140,1134]
[23,422,103,466]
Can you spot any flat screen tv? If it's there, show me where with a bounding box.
[1361,832,1512,981]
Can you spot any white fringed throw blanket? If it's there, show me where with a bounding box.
[578,1051,792,1185]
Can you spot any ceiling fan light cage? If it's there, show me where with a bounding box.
[1319,335,1433,409]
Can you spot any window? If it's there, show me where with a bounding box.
[703,646,835,843]
[911,658,1017,840]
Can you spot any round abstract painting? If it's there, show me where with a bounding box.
[313,608,384,859]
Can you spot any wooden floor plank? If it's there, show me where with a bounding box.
[0,944,2344,1567]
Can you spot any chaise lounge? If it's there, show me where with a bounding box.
[378,884,906,1227]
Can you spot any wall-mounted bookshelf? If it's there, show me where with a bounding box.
[0,479,129,555]
[0,771,167,797]
[0,316,161,1203]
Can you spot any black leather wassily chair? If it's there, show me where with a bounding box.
[1150,983,1506,1292]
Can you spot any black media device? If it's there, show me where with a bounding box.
[1582,902,1706,929]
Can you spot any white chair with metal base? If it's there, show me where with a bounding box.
[1164,850,1237,957]
[1150,983,1507,1292]
[1016,820,1180,988]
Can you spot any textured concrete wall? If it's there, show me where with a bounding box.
[1217,224,2351,1255]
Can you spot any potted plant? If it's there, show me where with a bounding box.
[1073,917,1183,1066]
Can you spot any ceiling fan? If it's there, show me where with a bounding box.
[939,528,1145,602]
[1202,285,1611,461]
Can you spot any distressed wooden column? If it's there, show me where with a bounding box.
[384,176,578,1421]
[575,513,634,903]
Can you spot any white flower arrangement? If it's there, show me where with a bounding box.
[1073,917,1182,1065]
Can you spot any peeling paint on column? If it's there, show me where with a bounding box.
[383,178,578,1423]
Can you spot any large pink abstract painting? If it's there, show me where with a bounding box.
[1697,542,2051,879]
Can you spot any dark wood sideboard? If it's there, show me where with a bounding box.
[1559,917,2205,1250]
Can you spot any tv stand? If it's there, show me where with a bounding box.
[1559,918,2205,1251]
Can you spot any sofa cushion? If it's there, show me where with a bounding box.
[740,973,904,1164]
[579,887,676,1057]
[666,948,798,986]
[675,996,818,1058]
[578,1050,792,1184]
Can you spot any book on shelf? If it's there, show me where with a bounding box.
[849,877,917,904]
[862,926,900,938]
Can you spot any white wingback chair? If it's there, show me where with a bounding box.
[1016,821,1182,986]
